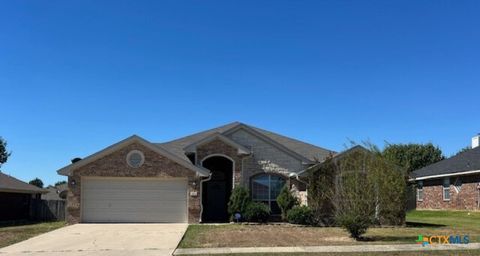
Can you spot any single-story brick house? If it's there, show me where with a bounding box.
[57,122,335,224]
[0,172,47,221]
[411,135,480,211]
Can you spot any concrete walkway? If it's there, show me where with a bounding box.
[174,243,480,255]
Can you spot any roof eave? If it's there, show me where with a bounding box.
[0,188,48,194]
[409,169,480,181]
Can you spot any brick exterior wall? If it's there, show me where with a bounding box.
[66,142,201,224]
[195,138,244,186]
[416,174,480,210]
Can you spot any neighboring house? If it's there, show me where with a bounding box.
[42,183,68,201]
[57,122,335,224]
[0,172,47,221]
[411,135,480,211]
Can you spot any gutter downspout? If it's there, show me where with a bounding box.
[199,173,212,223]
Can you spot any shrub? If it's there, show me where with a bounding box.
[287,206,313,225]
[227,186,251,221]
[244,202,270,222]
[335,213,373,240]
[276,185,299,220]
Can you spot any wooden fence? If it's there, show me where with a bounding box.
[406,184,417,211]
[30,199,66,221]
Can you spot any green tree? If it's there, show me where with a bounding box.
[382,143,444,173]
[0,137,11,170]
[54,180,67,186]
[456,146,471,155]
[276,185,299,220]
[29,178,44,188]
[227,186,251,221]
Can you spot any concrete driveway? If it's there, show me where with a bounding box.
[0,223,188,256]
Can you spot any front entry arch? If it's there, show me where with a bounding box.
[201,155,233,222]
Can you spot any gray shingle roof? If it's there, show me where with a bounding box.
[158,122,335,163]
[0,172,47,194]
[411,146,480,178]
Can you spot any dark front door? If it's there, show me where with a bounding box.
[202,156,233,223]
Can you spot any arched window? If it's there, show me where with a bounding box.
[251,174,285,215]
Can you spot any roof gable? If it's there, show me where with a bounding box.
[56,135,210,177]
[184,133,250,155]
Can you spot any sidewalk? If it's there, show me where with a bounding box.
[174,243,480,255]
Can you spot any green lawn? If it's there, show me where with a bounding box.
[179,210,480,249]
[0,221,66,248]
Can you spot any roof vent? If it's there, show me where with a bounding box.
[71,157,82,164]
[472,134,480,149]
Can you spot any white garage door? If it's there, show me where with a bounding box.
[82,178,188,223]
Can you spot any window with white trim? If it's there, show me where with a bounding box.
[417,181,424,201]
[443,177,450,201]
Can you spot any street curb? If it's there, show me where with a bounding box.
[174,243,480,255]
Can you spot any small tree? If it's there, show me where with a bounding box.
[54,180,67,186]
[276,185,299,220]
[334,151,377,240]
[29,178,44,188]
[456,146,471,155]
[0,137,11,170]
[227,186,251,221]
[308,143,406,239]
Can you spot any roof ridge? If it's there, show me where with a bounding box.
[160,121,241,145]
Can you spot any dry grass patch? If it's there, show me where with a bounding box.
[0,221,66,248]
[179,225,354,248]
[179,210,480,248]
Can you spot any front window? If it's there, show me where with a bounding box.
[417,181,424,201]
[251,174,285,214]
[443,177,450,201]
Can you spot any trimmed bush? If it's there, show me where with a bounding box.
[227,186,251,221]
[287,206,313,225]
[244,202,270,222]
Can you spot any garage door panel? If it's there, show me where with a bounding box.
[84,191,187,201]
[83,201,186,210]
[82,178,188,223]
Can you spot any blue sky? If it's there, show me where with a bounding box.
[1,1,479,186]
